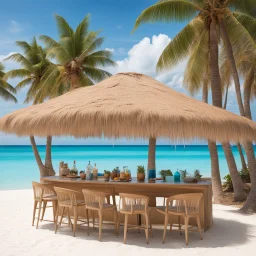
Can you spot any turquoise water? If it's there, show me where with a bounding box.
[0,145,255,190]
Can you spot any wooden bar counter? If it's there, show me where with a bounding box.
[41,176,213,231]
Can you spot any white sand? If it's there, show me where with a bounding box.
[0,189,255,256]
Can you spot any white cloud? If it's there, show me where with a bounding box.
[107,34,186,90]
[105,48,115,53]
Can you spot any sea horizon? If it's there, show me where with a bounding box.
[1,144,255,191]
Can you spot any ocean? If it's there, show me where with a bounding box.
[0,145,255,190]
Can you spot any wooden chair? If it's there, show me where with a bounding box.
[32,181,57,229]
[54,187,85,237]
[157,193,203,245]
[83,186,116,228]
[119,193,152,244]
[82,189,118,241]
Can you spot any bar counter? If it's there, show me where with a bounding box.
[41,176,213,230]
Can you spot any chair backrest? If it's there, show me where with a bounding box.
[119,193,149,214]
[32,181,44,201]
[166,193,203,215]
[32,181,56,201]
[82,189,109,210]
[54,187,80,207]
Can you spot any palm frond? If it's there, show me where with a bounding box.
[4,53,33,70]
[233,12,256,40]
[55,14,74,38]
[228,0,256,16]
[0,86,17,102]
[157,16,205,70]
[83,66,112,82]
[183,29,209,95]
[3,69,31,80]
[16,78,32,90]
[134,0,200,30]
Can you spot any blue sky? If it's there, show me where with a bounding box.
[0,0,255,145]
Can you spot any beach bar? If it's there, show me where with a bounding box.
[41,176,212,230]
[1,72,256,243]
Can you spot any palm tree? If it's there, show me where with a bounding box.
[37,14,116,102]
[0,63,17,103]
[4,38,55,177]
[134,1,256,203]
[182,28,246,201]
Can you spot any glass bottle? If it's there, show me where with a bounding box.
[93,163,98,179]
[86,161,93,180]
[71,160,78,175]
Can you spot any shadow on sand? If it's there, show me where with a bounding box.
[40,215,254,249]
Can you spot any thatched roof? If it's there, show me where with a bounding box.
[0,72,256,143]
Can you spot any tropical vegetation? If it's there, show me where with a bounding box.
[3,14,115,177]
[134,0,256,212]
[0,63,17,103]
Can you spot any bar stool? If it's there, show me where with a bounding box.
[54,187,85,237]
[82,189,118,241]
[157,193,203,245]
[119,193,152,244]
[32,181,57,228]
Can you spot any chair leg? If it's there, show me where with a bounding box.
[184,216,189,246]
[137,214,140,233]
[98,210,103,241]
[113,209,118,234]
[55,206,59,234]
[149,211,153,238]
[124,214,128,244]
[32,201,38,226]
[67,208,73,230]
[53,201,57,223]
[73,206,78,237]
[179,215,182,235]
[163,214,168,244]
[36,202,42,229]
[41,202,47,221]
[59,207,65,225]
[92,210,95,228]
[86,209,90,236]
[169,216,173,233]
[196,214,203,240]
[145,214,149,244]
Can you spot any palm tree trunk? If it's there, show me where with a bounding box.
[244,70,253,120]
[148,137,156,171]
[210,18,245,201]
[219,18,256,212]
[222,85,247,176]
[202,78,223,199]
[209,18,224,200]
[30,136,49,177]
[219,18,245,115]
[237,143,247,171]
[209,18,222,108]
[45,136,55,176]
[222,143,246,201]
[223,85,228,110]
[208,141,224,200]
[241,72,256,212]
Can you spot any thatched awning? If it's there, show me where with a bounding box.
[0,72,256,143]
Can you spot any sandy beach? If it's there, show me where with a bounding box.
[0,189,255,256]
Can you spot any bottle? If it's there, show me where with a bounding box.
[86,161,93,180]
[93,163,98,179]
[174,170,181,182]
[70,160,78,176]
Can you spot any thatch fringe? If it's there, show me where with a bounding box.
[0,72,256,143]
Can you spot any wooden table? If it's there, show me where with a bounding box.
[41,176,213,230]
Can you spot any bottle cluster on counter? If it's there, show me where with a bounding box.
[59,161,131,181]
